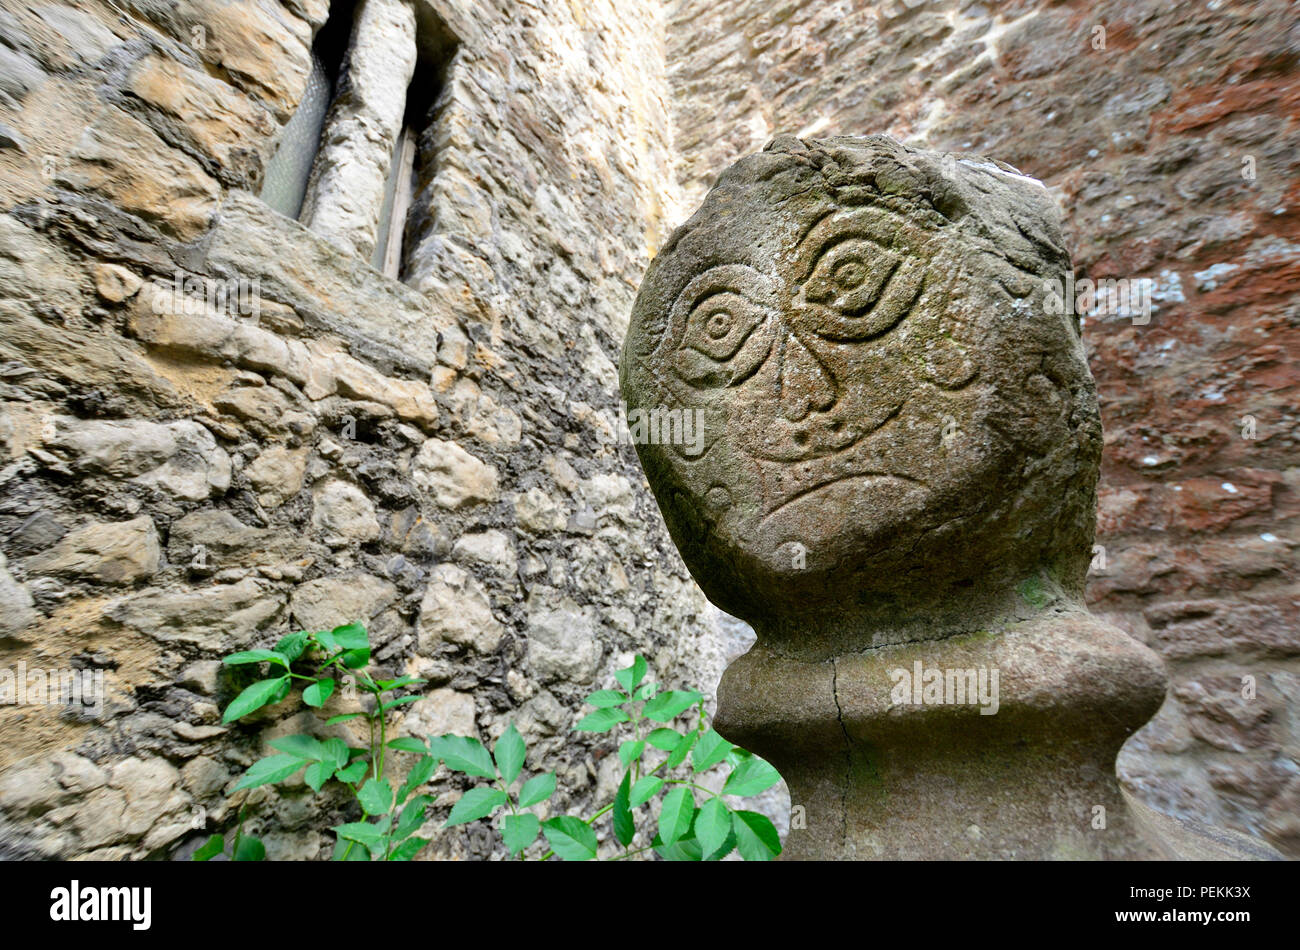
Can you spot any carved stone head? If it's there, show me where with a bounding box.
[621,135,1103,650]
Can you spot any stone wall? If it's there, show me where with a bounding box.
[0,0,739,859]
[665,0,1299,855]
[1,0,1291,862]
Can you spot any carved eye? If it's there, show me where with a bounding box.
[706,308,733,339]
[803,237,899,317]
[796,232,925,342]
[684,292,761,361]
[831,258,868,292]
[669,265,778,387]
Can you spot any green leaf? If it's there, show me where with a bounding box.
[541,816,599,861]
[664,730,697,770]
[222,676,290,723]
[642,690,703,723]
[722,749,748,771]
[333,819,389,850]
[613,770,635,847]
[394,794,432,841]
[646,728,682,751]
[428,735,496,779]
[331,622,369,650]
[272,677,291,704]
[376,675,425,691]
[732,810,781,861]
[388,737,428,754]
[722,755,782,797]
[379,695,420,712]
[614,656,647,695]
[332,838,370,861]
[653,835,703,862]
[501,813,541,855]
[232,753,305,791]
[193,833,224,861]
[696,797,731,856]
[388,836,428,861]
[222,649,289,669]
[494,723,526,785]
[340,647,370,669]
[658,787,693,846]
[397,755,436,804]
[703,830,736,861]
[325,713,364,725]
[573,707,631,732]
[270,734,327,761]
[584,689,629,708]
[444,788,507,827]
[274,631,310,662]
[304,760,333,793]
[618,740,645,768]
[302,678,335,708]
[358,777,394,815]
[335,760,368,784]
[692,729,734,772]
[634,682,658,701]
[321,738,349,770]
[629,776,663,807]
[517,772,556,808]
[233,834,265,861]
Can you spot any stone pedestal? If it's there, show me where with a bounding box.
[717,613,1169,859]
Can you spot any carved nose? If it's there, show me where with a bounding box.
[779,331,836,421]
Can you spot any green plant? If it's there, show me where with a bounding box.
[195,622,430,861]
[440,654,784,860]
[199,625,784,861]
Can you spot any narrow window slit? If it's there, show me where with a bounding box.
[258,0,356,221]
[374,20,459,282]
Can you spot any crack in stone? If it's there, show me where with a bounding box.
[830,655,850,853]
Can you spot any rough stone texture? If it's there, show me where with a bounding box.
[26,516,161,585]
[412,438,498,509]
[525,587,603,685]
[311,478,381,544]
[0,552,37,638]
[0,0,725,861]
[399,687,477,740]
[665,0,1300,856]
[289,573,398,632]
[416,563,503,655]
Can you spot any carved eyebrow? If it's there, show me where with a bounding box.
[790,209,837,278]
[667,263,775,318]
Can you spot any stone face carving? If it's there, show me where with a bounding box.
[624,134,1101,658]
[622,136,1273,859]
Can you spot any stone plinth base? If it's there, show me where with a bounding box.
[716,610,1181,859]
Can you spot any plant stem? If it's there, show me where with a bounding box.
[663,778,718,798]
[610,845,656,861]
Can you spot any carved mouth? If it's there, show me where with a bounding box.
[753,415,929,526]
[743,400,904,463]
[758,470,927,527]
